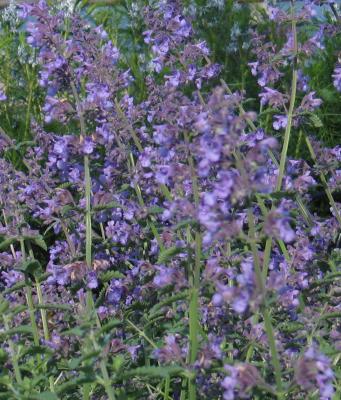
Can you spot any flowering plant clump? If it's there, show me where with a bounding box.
[0,1,340,399]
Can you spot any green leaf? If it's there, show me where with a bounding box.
[99,270,125,282]
[68,350,100,369]
[157,246,183,264]
[33,236,48,251]
[20,345,53,358]
[320,312,341,320]
[0,237,16,251]
[1,325,33,338]
[14,140,35,150]
[17,259,42,276]
[92,200,126,212]
[112,355,124,372]
[0,299,9,314]
[95,285,107,307]
[57,182,74,189]
[309,114,323,128]
[61,325,90,337]
[2,280,26,295]
[11,304,27,316]
[96,319,122,336]
[148,291,188,318]
[118,365,186,379]
[34,393,58,400]
[172,219,198,231]
[320,88,335,102]
[0,348,8,363]
[267,191,296,200]
[35,303,72,311]
[56,375,96,394]
[36,272,51,283]
[147,206,165,214]
[61,204,84,215]
[17,234,48,252]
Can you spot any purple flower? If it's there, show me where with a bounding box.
[222,364,263,400]
[332,66,341,92]
[222,366,238,400]
[102,41,120,64]
[107,279,126,305]
[153,335,183,364]
[81,136,95,155]
[85,83,113,110]
[105,220,131,245]
[97,305,109,320]
[273,115,288,130]
[0,86,7,101]
[1,270,24,287]
[265,209,296,243]
[297,70,310,92]
[248,62,258,77]
[127,345,140,362]
[213,257,256,314]
[295,345,334,400]
[196,335,223,368]
[259,87,288,107]
[86,271,98,289]
[298,91,322,112]
[165,71,181,88]
[153,264,186,289]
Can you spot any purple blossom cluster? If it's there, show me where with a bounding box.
[0,1,340,399]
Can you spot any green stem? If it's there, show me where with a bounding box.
[20,239,40,347]
[164,376,171,400]
[36,277,56,393]
[262,237,272,281]
[247,210,284,399]
[126,319,158,349]
[276,2,298,192]
[90,331,116,400]
[185,133,201,400]
[99,360,116,400]
[71,78,115,400]
[26,242,56,393]
[3,314,22,384]
[262,308,284,399]
[24,65,34,140]
[84,155,92,270]
[83,142,115,400]
[70,81,86,138]
[25,287,39,347]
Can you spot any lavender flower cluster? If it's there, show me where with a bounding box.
[0,1,340,399]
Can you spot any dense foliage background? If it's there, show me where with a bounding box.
[0,1,340,399]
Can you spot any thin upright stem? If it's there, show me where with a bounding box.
[185,133,201,400]
[71,77,116,400]
[3,314,22,384]
[24,66,34,140]
[84,155,92,270]
[247,210,284,399]
[276,1,298,191]
[20,239,40,347]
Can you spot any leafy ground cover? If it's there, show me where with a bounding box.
[0,1,341,399]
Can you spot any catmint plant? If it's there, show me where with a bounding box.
[0,1,340,399]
